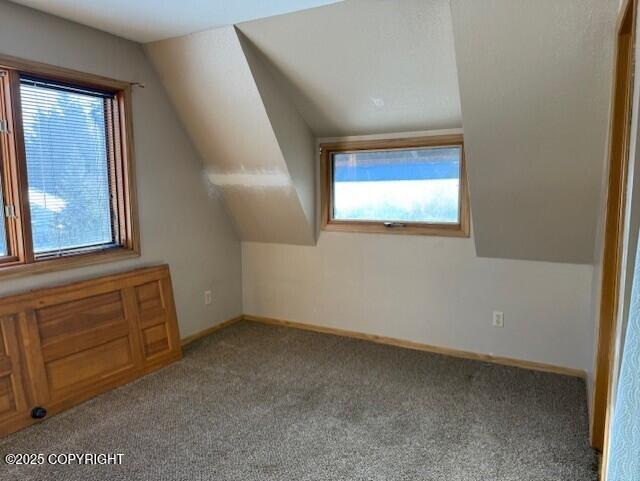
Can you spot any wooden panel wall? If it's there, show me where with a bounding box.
[0,265,181,437]
[0,316,28,426]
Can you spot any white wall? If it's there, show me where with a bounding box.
[0,1,243,338]
[243,233,594,371]
[243,131,597,372]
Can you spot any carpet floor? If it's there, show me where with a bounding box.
[0,321,597,481]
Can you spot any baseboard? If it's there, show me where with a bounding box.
[180,315,244,347]
[180,314,586,379]
[243,314,586,379]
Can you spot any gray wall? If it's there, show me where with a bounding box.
[451,0,616,264]
[0,0,243,338]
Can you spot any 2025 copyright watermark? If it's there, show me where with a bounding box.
[4,453,124,465]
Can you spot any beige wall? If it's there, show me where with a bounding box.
[243,233,595,372]
[0,1,243,338]
[243,131,597,372]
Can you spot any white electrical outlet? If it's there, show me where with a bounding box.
[204,290,212,305]
[492,311,504,328]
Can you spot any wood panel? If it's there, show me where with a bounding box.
[45,337,133,395]
[36,291,126,343]
[0,264,181,437]
[135,278,180,359]
[0,316,28,430]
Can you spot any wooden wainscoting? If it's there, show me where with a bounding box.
[0,264,181,437]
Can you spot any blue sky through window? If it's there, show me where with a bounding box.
[333,146,461,223]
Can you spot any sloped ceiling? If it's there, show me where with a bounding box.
[146,0,616,263]
[146,27,315,245]
[146,0,461,246]
[13,0,619,261]
[450,0,617,264]
[237,0,462,137]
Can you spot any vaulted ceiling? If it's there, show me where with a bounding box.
[237,0,461,137]
[11,0,620,262]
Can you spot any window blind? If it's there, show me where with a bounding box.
[19,76,118,256]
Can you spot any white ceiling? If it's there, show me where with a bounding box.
[9,0,342,42]
[12,0,461,137]
[238,0,462,137]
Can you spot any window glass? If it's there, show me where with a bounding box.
[20,77,115,255]
[332,146,461,224]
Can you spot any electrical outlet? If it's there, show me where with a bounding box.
[492,311,504,328]
[204,290,212,305]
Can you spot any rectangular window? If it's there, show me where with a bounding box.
[321,135,469,236]
[0,59,139,277]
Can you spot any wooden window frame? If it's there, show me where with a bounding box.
[320,134,470,237]
[0,54,139,279]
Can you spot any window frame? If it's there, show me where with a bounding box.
[0,54,139,278]
[320,134,469,237]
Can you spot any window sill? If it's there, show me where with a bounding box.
[322,220,470,237]
[0,247,140,280]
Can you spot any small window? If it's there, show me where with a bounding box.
[320,135,469,236]
[0,61,139,277]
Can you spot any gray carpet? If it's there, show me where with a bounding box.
[0,321,597,481]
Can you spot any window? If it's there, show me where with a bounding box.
[0,58,138,277]
[320,135,469,236]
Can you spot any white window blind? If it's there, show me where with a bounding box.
[20,76,118,257]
